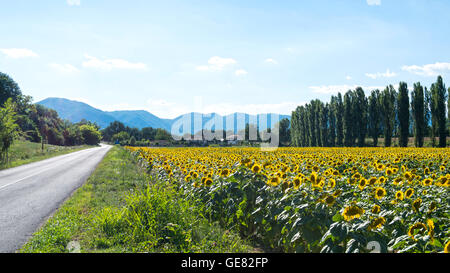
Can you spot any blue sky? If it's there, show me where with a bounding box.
[1,0,450,118]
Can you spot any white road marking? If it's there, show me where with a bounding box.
[0,147,102,192]
[0,165,60,192]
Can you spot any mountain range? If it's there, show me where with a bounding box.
[37,98,290,134]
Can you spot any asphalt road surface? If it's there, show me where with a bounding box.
[0,144,112,253]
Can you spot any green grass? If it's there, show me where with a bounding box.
[20,146,253,253]
[0,140,94,170]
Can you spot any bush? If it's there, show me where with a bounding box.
[80,125,101,145]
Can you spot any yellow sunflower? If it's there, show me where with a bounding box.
[368,177,378,185]
[324,195,336,206]
[405,188,414,199]
[404,171,413,181]
[374,187,387,200]
[251,164,261,173]
[395,190,404,200]
[378,176,387,184]
[385,168,394,176]
[371,204,381,214]
[408,222,427,240]
[368,217,386,231]
[422,178,433,186]
[412,198,422,212]
[342,205,365,221]
[328,178,336,189]
[358,178,367,190]
[267,176,281,187]
[292,177,302,190]
[220,168,230,177]
[428,202,437,213]
[203,177,213,187]
[184,175,192,182]
[427,219,435,238]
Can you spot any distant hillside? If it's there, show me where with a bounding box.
[37,98,117,129]
[37,98,173,130]
[37,98,290,133]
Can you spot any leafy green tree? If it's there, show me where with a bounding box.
[328,99,337,147]
[411,83,425,147]
[278,118,291,145]
[398,82,410,147]
[292,106,309,147]
[0,72,23,106]
[320,103,329,147]
[0,99,19,163]
[155,128,172,141]
[343,91,354,146]
[102,121,126,142]
[368,90,381,147]
[380,85,396,147]
[142,127,157,141]
[112,131,130,144]
[63,124,83,146]
[430,76,447,147]
[80,124,101,145]
[306,103,316,146]
[448,87,450,134]
[127,127,142,141]
[354,87,368,147]
[424,87,435,145]
[335,93,344,146]
[448,87,450,135]
[129,136,137,146]
[315,100,323,147]
[290,108,300,147]
[47,127,65,146]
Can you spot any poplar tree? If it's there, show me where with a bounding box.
[354,87,368,147]
[411,82,425,147]
[335,93,344,146]
[343,91,354,146]
[329,97,337,147]
[431,76,447,147]
[398,82,410,147]
[380,85,396,147]
[368,90,381,147]
[320,103,329,147]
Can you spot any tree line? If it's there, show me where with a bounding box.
[101,120,173,146]
[0,72,102,162]
[290,76,450,148]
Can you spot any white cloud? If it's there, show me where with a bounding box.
[67,0,81,6]
[365,69,397,79]
[0,48,39,59]
[309,84,386,95]
[146,99,191,118]
[284,47,296,54]
[196,56,237,71]
[235,69,248,76]
[195,65,210,71]
[367,0,381,6]
[264,58,278,65]
[82,54,147,71]
[346,76,352,80]
[402,62,450,77]
[49,63,79,73]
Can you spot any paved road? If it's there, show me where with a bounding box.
[0,144,112,253]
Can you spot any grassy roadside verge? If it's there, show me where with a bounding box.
[20,146,252,253]
[0,140,94,170]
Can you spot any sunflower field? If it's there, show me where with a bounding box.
[126,146,450,253]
